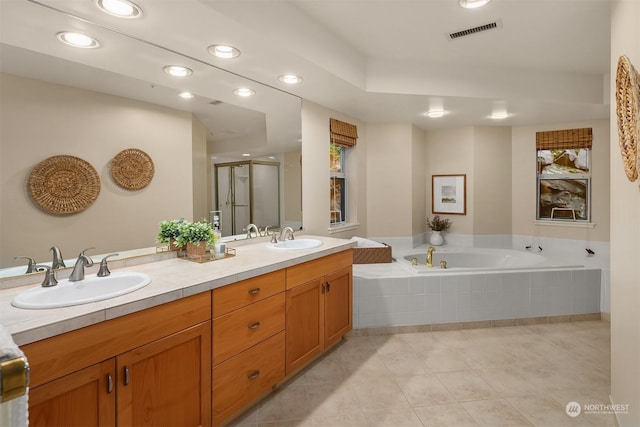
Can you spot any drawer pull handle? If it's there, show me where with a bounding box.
[326,282,331,292]
[248,288,261,295]
[248,321,261,330]
[107,374,113,393]
[248,370,260,380]
[123,366,130,386]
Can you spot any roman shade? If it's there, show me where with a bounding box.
[330,118,358,147]
[536,128,592,150]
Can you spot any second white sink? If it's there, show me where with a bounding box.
[266,238,323,250]
[11,272,151,309]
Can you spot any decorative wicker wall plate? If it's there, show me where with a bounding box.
[28,155,101,215]
[110,148,154,190]
[615,55,640,182]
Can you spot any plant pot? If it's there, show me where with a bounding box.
[169,238,183,251]
[429,230,444,246]
[186,241,207,259]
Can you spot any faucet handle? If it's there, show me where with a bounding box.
[14,256,37,274]
[34,265,58,288]
[97,253,119,277]
[78,247,96,264]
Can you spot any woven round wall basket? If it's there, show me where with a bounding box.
[110,148,154,190]
[27,155,101,215]
[615,55,640,182]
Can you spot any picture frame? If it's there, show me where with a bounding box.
[432,174,466,215]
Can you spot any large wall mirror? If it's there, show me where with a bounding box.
[0,0,302,277]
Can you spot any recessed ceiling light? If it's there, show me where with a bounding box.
[425,110,445,118]
[177,91,195,99]
[490,112,510,120]
[459,0,491,9]
[56,32,100,48]
[163,65,193,77]
[268,156,276,160]
[242,153,251,157]
[278,74,303,84]
[208,45,241,59]
[233,88,255,97]
[96,0,142,18]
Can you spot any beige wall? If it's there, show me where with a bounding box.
[366,123,413,237]
[473,127,512,234]
[0,73,195,267]
[412,126,427,237]
[610,1,640,425]
[301,100,367,238]
[511,119,610,241]
[425,127,475,234]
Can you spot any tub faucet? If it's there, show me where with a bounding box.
[426,246,435,268]
[279,227,295,241]
[50,246,66,269]
[245,223,259,239]
[69,248,95,282]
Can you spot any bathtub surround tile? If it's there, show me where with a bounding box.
[408,277,425,295]
[456,292,472,322]
[424,276,441,294]
[456,276,472,293]
[470,275,488,292]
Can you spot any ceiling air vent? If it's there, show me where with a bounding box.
[449,21,500,40]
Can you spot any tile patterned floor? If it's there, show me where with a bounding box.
[229,320,614,427]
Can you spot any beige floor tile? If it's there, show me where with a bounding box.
[309,411,370,427]
[306,382,361,419]
[227,404,258,426]
[436,370,500,402]
[462,398,534,427]
[420,349,471,373]
[508,395,586,426]
[380,351,430,376]
[394,374,456,407]
[342,354,393,382]
[476,367,541,397]
[362,407,424,427]
[257,420,313,427]
[302,355,350,386]
[351,376,412,412]
[258,384,311,423]
[413,403,480,427]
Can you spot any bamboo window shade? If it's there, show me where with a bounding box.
[330,118,358,147]
[536,128,592,151]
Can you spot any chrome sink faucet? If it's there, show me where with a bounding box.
[426,246,435,268]
[69,248,95,282]
[279,226,295,241]
[246,223,259,239]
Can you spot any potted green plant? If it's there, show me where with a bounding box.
[156,218,186,251]
[427,215,451,246]
[175,219,217,258]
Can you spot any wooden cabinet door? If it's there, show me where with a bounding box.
[29,359,116,427]
[116,321,211,427]
[324,266,353,347]
[285,277,324,375]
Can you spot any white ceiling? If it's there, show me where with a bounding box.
[0,0,611,135]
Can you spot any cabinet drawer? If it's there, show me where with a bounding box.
[213,331,285,426]
[213,293,285,365]
[213,270,285,317]
[286,250,353,289]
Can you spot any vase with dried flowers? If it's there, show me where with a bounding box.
[427,215,451,246]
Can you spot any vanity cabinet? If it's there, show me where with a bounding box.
[285,250,352,375]
[212,270,286,425]
[22,292,212,427]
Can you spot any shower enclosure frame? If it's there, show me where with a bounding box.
[214,160,281,236]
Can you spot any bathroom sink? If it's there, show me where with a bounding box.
[11,272,151,309]
[266,238,323,250]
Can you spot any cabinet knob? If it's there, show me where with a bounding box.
[248,321,261,330]
[248,288,261,295]
[247,370,260,380]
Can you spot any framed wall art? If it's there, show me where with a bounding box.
[432,174,466,215]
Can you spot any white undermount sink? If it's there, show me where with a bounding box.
[266,238,323,250]
[11,272,151,309]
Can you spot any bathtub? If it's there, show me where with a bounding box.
[352,245,601,330]
[402,247,548,272]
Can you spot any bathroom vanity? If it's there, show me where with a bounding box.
[0,235,354,426]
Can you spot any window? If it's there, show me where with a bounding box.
[329,118,358,226]
[536,128,592,221]
[330,143,346,224]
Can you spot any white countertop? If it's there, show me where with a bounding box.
[0,235,354,346]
